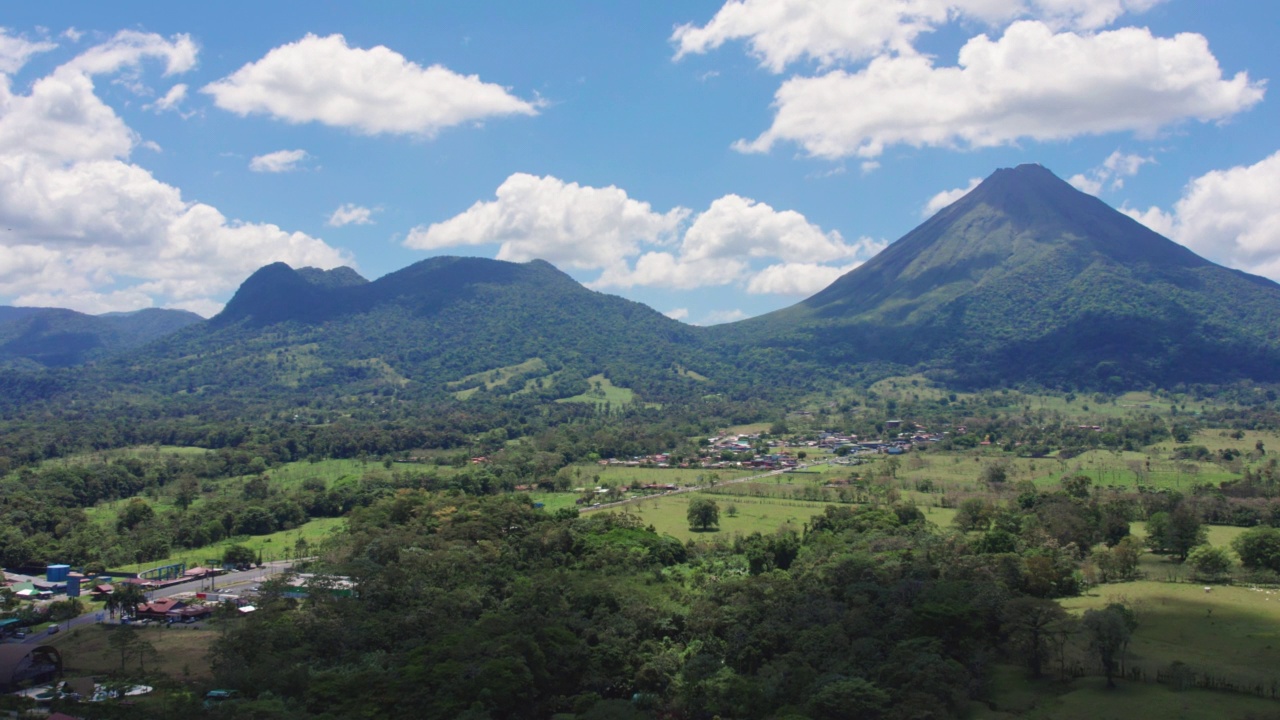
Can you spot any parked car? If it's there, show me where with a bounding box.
[47,625,59,634]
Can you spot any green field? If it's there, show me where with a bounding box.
[2,445,209,484]
[449,357,548,399]
[976,664,1280,720]
[50,621,221,682]
[596,489,959,541]
[557,374,637,407]
[614,491,825,541]
[1062,581,1280,690]
[112,516,345,573]
[589,463,757,488]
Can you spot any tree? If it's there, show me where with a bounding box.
[1082,603,1137,688]
[109,625,142,672]
[106,584,146,619]
[982,463,1008,485]
[174,475,200,512]
[49,598,84,630]
[1232,526,1280,573]
[1062,474,1092,499]
[1186,544,1233,581]
[1166,504,1207,561]
[1002,597,1069,678]
[806,678,890,720]
[117,499,154,531]
[687,497,719,532]
[953,498,994,532]
[107,624,158,674]
[1146,505,1206,561]
[223,544,257,567]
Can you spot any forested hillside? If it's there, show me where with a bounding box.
[713,165,1280,389]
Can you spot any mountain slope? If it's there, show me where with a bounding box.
[715,164,1280,389]
[0,306,204,369]
[118,257,719,404]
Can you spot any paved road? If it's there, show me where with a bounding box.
[145,559,294,599]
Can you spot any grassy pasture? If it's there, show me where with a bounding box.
[557,374,637,407]
[112,517,345,573]
[49,621,221,682]
[602,490,961,542]
[616,491,827,541]
[588,464,756,487]
[1062,581,1280,690]
[2,445,208,483]
[85,456,390,524]
[245,457,386,491]
[449,357,548,399]
[50,617,217,676]
[976,664,1280,720]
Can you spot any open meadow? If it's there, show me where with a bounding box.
[49,621,220,683]
[976,664,1280,720]
[111,517,345,574]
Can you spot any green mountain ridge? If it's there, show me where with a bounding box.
[114,256,723,405]
[0,305,204,369]
[6,164,1280,398]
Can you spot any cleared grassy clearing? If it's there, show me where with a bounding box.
[620,491,826,541]
[557,374,636,407]
[610,490,960,542]
[50,620,222,682]
[589,464,757,487]
[3,445,209,483]
[242,457,386,491]
[975,664,1280,720]
[1062,581,1280,689]
[112,517,345,573]
[448,357,548,399]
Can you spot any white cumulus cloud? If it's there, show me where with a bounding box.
[923,177,982,217]
[327,203,376,227]
[249,149,309,173]
[746,261,862,295]
[203,33,540,137]
[0,28,57,74]
[0,31,351,315]
[408,173,882,295]
[405,173,688,270]
[664,308,690,321]
[147,83,188,113]
[700,308,749,325]
[736,22,1263,160]
[673,0,1164,72]
[1069,150,1154,194]
[1124,151,1280,280]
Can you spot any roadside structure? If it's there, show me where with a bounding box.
[0,643,62,691]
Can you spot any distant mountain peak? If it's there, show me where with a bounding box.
[296,266,367,289]
[719,163,1280,388]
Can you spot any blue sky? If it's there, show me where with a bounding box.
[0,1,1277,324]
